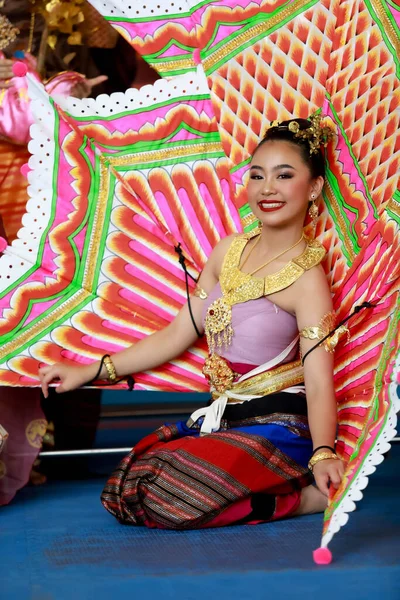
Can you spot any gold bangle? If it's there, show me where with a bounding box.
[308,451,339,472]
[103,355,117,383]
[300,311,349,354]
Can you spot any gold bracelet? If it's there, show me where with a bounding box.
[103,355,117,383]
[308,451,339,472]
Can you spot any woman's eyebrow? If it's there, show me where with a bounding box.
[249,163,296,170]
[273,164,296,170]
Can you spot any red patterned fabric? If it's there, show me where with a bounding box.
[101,424,311,529]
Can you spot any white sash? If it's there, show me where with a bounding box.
[189,336,304,435]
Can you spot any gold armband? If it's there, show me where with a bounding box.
[103,355,118,383]
[308,451,339,472]
[193,285,208,300]
[299,311,349,353]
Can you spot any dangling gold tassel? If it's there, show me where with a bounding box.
[205,298,234,352]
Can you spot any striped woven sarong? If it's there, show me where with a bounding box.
[101,396,313,529]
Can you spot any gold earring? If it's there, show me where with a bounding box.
[309,194,318,228]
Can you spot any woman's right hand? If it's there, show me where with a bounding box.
[38,363,95,398]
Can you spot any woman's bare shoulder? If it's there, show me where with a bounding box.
[294,263,333,318]
[299,262,329,286]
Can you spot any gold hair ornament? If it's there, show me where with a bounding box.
[269,113,335,155]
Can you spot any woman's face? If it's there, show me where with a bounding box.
[247,140,323,228]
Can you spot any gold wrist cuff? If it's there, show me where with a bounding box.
[308,451,339,472]
[103,355,117,383]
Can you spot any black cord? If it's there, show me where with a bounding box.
[312,445,336,456]
[301,301,375,365]
[174,243,198,283]
[174,244,203,338]
[86,354,135,390]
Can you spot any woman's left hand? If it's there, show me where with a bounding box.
[313,458,345,496]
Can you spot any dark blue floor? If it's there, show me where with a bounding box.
[1,446,399,600]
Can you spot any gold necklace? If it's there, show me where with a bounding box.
[240,233,305,277]
[204,232,321,353]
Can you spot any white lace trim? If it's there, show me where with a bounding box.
[321,350,400,548]
[89,0,191,21]
[55,66,208,118]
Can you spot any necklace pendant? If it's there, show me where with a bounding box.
[205,297,234,352]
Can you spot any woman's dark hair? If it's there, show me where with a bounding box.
[255,118,326,179]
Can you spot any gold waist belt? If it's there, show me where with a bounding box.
[203,353,304,400]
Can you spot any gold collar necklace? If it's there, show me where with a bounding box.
[204,233,326,352]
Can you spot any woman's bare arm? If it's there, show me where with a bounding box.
[39,235,235,397]
[294,265,344,494]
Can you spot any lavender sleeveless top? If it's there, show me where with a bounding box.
[203,282,299,366]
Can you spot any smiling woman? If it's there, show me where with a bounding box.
[38,114,347,530]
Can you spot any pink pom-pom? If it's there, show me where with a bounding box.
[20,163,31,178]
[397,371,400,384]
[193,48,201,65]
[313,547,332,565]
[0,237,7,253]
[12,61,28,77]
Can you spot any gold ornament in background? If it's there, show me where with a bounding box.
[26,419,48,448]
[31,0,86,49]
[0,15,20,51]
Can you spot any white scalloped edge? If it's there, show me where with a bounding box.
[89,0,191,20]
[56,65,208,117]
[0,75,56,294]
[0,67,210,296]
[321,348,400,548]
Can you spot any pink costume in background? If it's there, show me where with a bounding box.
[0,52,85,146]
[0,52,86,243]
[0,387,45,505]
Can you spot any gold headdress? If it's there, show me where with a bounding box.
[269,113,335,155]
